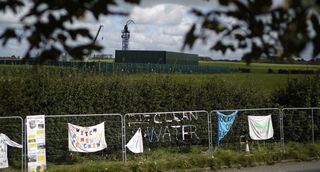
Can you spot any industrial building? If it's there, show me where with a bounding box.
[115,50,199,65]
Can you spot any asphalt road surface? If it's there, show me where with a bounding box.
[217,161,320,172]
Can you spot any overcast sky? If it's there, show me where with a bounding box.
[0,0,312,60]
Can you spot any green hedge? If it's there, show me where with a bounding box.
[0,67,273,116]
[1,65,319,165]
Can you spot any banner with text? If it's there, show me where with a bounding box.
[68,122,107,152]
[216,111,238,145]
[26,115,46,172]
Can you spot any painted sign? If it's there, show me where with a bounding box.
[26,115,46,172]
[216,111,238,145]
[68,122,107,152]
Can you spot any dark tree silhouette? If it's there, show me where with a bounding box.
[0,0,140,63]
[1,0,320,63]
[183,0,320,63]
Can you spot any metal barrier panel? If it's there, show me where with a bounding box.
[44,114,123,167]
[124,110,210,161]
[315,108,320,141]
[210,108,282,156]
[0,116,24,170]
[283,107,320,144]
[0,60,232,74]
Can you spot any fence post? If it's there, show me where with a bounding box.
[279,109,285,154]
[122,114,126,163]
[311,109,314,144]
[123,114,127,163]
[207,111,212,158]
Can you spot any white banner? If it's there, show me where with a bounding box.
[126,128,143,153]
[0,133,22,169]
[68,122,107,152]
[26,115,46,172]
[248,115,274,140]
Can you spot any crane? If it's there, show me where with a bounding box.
[121,20,134,50]
[93,25,103,44]
[90,25,103,58]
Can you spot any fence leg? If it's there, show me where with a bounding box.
[207,112,212,158]
[311,109,314,144]
[279,109,285,154]
[123,116,127,163]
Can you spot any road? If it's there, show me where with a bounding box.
[217,160,320,172]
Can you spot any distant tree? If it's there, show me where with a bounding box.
[0,0,140,63]
[183,0,320,63]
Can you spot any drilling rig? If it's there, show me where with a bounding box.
[121,20,134,50]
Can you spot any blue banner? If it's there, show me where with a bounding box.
[216,111,238,145]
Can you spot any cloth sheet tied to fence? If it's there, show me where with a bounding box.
[248,115,274,140]
[0,133,22,169]
[216,111,238,145]
[68,122,107,153]
[126,128,143,153]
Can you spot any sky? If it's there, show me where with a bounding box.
[0,0,312,60]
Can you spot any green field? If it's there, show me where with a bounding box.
[85,59,320,73]
[199,61,320,73]
[118,73,307,93]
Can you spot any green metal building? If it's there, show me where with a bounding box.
[115,50,199,65]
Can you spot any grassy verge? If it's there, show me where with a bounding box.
[4,142,320,172]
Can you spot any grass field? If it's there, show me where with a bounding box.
[87,59,320,73]
[199,61,320,73]
[123,73,308,93]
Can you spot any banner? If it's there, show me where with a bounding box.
[26,115,46,172]
[248,115,274,140]
[68,122,107,152]
[0,133,22,168]
[216,111,238,145]
[126,128,143,153]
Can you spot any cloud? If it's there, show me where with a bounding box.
[130,4,189,25]
[1,0,278,60]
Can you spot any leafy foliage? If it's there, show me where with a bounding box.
[184,0,320,63]
[273,75,320,107]
[0,0,140,63]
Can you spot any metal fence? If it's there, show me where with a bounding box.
[282,107,320,145]
[43,113,124,166]
[210,108,284,157]
[1,107,320,170]
[0,116,24,170]
[0,60,232,74]
[123,110,210,161]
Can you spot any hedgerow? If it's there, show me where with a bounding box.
[1,65,319,166]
